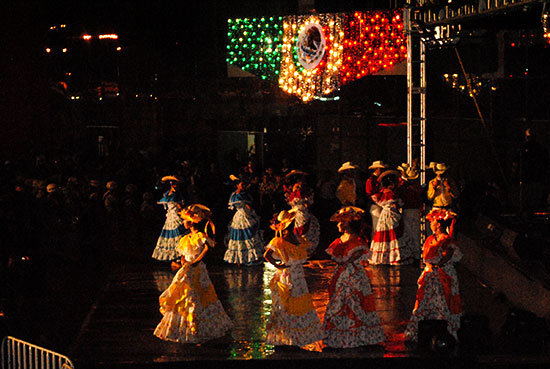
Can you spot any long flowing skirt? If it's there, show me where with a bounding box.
[404,266,462,341]
[369,207,412,265]
[152,205,188,261]
[324,259,386,348]
[224,208,264,265]
[154,262,233,343]
[266,265,325,346]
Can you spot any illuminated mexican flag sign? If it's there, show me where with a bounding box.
[226,10,406,101]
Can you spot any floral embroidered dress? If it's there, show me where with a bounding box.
[154,232,233,343]
[265,237,325,346]
[369,189,412,265]
[404,233,463,341]
[224,191,264,265]
[285,187,320,257]
[324,235,386,348]
[152,189,187,261]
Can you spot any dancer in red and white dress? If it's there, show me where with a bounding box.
[404,208,462,341]
[323,206,386,348]
[369,170,413,265]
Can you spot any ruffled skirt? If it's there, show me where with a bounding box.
[154,262,233,343]
[324,260,386,347]
[369,207,412,265]
[266,266,325,346]
[404,266,462,341]
[152,207,188,261]
[224,208,264,265]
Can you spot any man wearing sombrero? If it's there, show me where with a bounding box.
[427,163,459,210]
[335,162,358,206]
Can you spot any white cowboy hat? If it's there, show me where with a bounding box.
[368,160,388,170]
[338,162,357,173]
[433,162,450,175]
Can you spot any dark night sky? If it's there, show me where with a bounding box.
[1,1,549,162]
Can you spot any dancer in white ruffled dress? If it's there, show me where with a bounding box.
[224,175,264,265]
[369,170,413,265]
[152,176,188,265]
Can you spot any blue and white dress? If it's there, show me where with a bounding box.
[223,191,264,265]
[152,190,188,261]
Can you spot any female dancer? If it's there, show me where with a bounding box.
[154,204,233,343]
[152,176,188,267]
[264,209,324,349]
[284,173,320,257]
[324,206,386,348]
[369,170,413,265]
[224,175,265,265]
[404,208,462,341]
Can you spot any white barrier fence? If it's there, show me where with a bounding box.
[1,336,74,369]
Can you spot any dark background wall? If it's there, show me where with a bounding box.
[1,1,549,193]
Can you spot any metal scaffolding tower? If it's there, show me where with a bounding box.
[404,4,427,186]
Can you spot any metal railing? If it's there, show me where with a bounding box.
[1,336,74,369]
[413,0,542,25]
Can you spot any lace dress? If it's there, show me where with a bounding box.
[324,235,386,348]
[152,190,187,261]
[224,191,265,265]
[404,234,463,341]
[154,232,233,343]
[265,237,325,347]
[369,189,412,265]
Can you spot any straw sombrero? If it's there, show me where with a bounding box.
[330,206,365,222]
[270,209,297,232]
[179,204,212,223]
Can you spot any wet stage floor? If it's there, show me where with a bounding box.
[71,259,529,368]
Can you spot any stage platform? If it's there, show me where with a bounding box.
[69,253,550,369]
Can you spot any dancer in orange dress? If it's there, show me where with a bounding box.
[404,208,462,341]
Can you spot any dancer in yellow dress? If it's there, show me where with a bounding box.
[154,204,233,343]
[263,209,325,348]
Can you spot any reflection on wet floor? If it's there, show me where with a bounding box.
[73,259,508,366]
